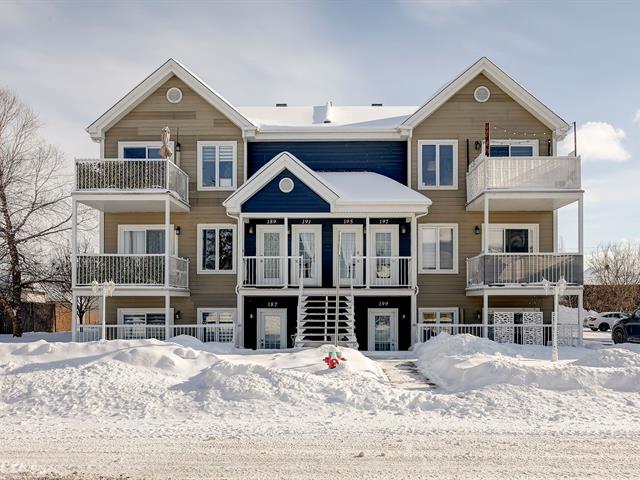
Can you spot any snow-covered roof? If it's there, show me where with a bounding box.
[237,105,417,130]
[316,171,430,206]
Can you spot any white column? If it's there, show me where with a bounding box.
[578,290,584,346]
[71,199,78,341]
[164,199,171,340]
[365,217,371,288]
[283,217,289,288]
[410,215,418,346]
[553,210,558,253]
[483,196,489,254]
[236,217,244,348]
[578,195,584,255]
[482,292,489,338]
[71,293,78,342]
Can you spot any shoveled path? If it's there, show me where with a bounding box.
[364,353,436,391]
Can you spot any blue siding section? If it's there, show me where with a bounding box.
[244,218,411,287]
[241,170,331,213]
[248,141,407,184]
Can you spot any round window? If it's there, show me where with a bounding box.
[473,85,491,103]
[166,87,183,104]
[279,177,294,193]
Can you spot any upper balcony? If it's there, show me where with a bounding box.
[466,154,582,211]
[73,159,190,212]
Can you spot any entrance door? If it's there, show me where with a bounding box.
[257,308,287,349]
[333,225,363,286]
[369,225,399,286]
[291,224,322,286]
[368,308,398,351]
[256,225,286,286]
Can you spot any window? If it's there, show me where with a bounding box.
[418,140,458,189]
[118,141,174,160]
[419,224,458,273]
[487,224,538,253]
[118,225,177,255]
[197,141,237,190]
[419,308,459,325]
[117,308,173,340]
[487,139,538,157]
[198,308,236,343]
[197,224,236,273]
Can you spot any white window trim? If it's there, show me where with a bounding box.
[197,308,238,324]
[117,224,177,255]
[197,223,237,274]
[487,223,539,253]
[118,141,175,161]
[117,308,174,325]
[418,307,460,324]
[197,140,238,191]
[417,139,458,190]
[418,223,459,274]
[484,139,539,156]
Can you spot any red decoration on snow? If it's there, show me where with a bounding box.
[323,350,347,369]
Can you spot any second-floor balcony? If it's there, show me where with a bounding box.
[466,154,581,211]
[466,253,583,290]
[74,158,190,209]
[75,254,189,291]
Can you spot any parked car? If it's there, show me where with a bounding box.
[612,310,640,344]
[586,312,627,332]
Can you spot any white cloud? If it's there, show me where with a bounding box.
[558,122,630,162]
[633,109,640,125]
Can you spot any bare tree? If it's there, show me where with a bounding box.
[587,242,640,313]
[0,88,72,336]
[50,239,96,325]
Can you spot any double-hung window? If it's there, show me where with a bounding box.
[419,224,458,273]
[198,308,236,343]
[419,308,459,325]
[418,140,458,189]
[197,224,236,273]
[488,139,538,157]
[197,141,237,190]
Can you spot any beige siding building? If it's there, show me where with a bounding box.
[71,57,584,350]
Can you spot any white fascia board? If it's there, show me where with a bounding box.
[402,57,570,138]
[333,204,430,214]
[251,129,407,141]
[87,58,255,141]
[223,152,339,214]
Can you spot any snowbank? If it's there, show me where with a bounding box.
[416,333,640,393]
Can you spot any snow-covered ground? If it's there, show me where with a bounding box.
[1,335,639,479]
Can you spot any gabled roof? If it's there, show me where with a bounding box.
[86,58,255,141]
[223,152,431,215]
[401,57,571,138]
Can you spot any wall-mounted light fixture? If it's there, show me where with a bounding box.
[474,140,482,151]
[474,225,481,235]
[175,226,181,236]
[401,224,407,235]
[174,310,181,322]
[175,142,181,153]
[248,224,254,235]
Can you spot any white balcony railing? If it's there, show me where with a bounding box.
[416,323,580,346]
[75,324,233,343]
[466,155,581,202]
[75,254,189,289]
[242,256,303,287]
[352,256,412,287]
[466,253,583,288]
[75,158,189,203]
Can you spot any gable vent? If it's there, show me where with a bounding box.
[474,86,491,103]
[166,87,183,104]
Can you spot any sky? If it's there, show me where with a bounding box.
[1,0,639,254]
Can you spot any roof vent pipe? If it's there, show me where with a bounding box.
[323,101,334,124]
[276,103,287,107]
[371,103,383,107]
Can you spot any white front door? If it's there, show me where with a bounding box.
[257,308,287,349]
[368,308,398,351]
[256,225,286,286]
[333,225,363,286]
[369,225,399,286]
[291,224,322,287]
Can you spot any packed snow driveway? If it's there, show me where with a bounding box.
[1,335,640,479]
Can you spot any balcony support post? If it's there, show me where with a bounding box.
[71,292,78,342]
[410,215,418,346]
[365,217,371,288]
[483,196,489,254]
[164,198,171,340]
[71,199,78,342]
[578,290,584,346]
[236,216,244,348]
[164,293,171,341]
[578,195,584,255]
[482,292,489,338]
[283,217,289,288]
